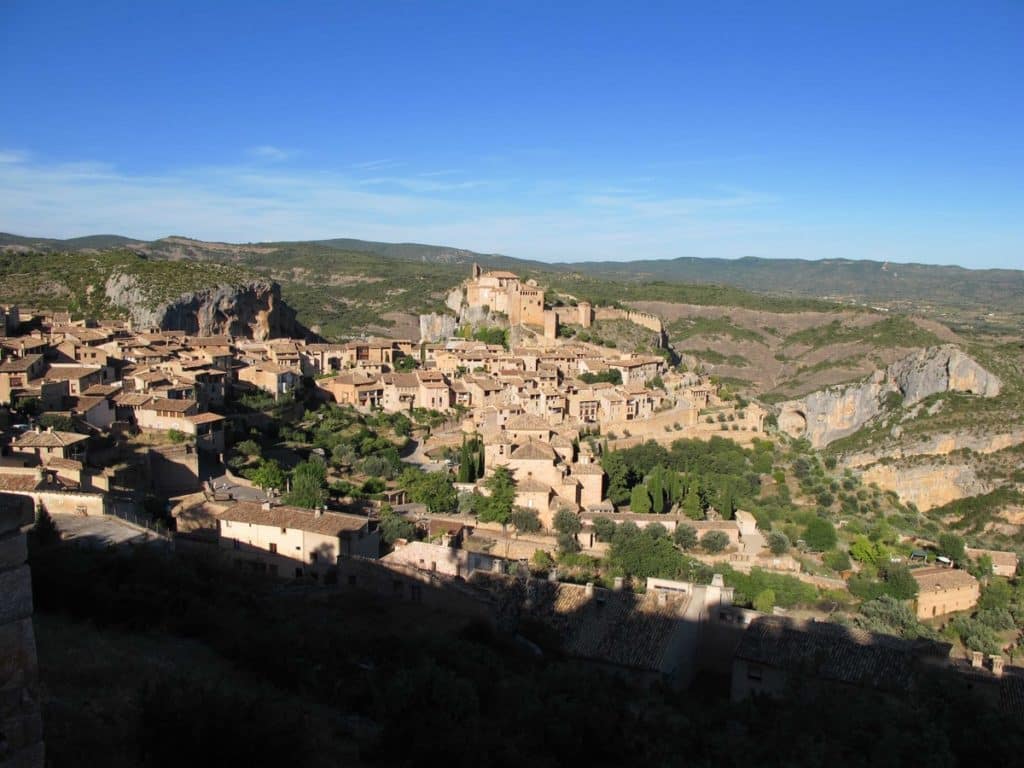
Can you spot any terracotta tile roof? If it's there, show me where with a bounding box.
[0,474,41,492]
[505,413,551,431]
[515,477,552,494]
[13,429,88,448]
[510,440,557,461]
[571,462,605,475]
[220,501,371,536]
[0,354,43,372]
[911,566,979,592]
[144,398,198,413]
[45,457,83,471]
[114,393,154,407]
[186,412,225,425]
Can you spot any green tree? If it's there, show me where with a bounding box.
[673,524,698,551]
[682,484,703,519]
[648,469,666,514]
[880,564,919,600]
[379,505,416,546]
[717,482,735,520]
[235,439,261,458]
[824,549,852,572]
[602,453,635,506]
[553,508,582,537]
[557,532,581,554]
[753,589,776,613]
[645,522,668,540]
[938,532,966,563]
[400,468,457,515]
[767,531,790,555]
[701,530,729,554]
[592,516,617,542]
[509,506,541,534]
[285,458,328,509]
[457,437,471,483]
[803,518,837,551]
[29,504,61,550]
[247,459,286,492]
[849,535,887,567]
[630,484,652,514]
[478,466,515,525]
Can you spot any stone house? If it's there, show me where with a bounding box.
[912,566,981,619]
[218,501,380,579]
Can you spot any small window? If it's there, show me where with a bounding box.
[280,527,287,534]
[269,543,277,554]
[232,539,240,550]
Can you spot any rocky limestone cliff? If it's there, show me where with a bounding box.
[419,313,459,343]
[105,273,305,340]
[777,345,1001,448]
[860,462,990,512]
[843,428,1024,468]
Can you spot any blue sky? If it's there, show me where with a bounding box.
[1,1,1021,268]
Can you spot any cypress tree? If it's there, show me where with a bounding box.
[649,468,665,514]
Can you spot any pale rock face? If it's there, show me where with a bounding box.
[843,428,1024,468]
[104,274,303,340]
[777,346,1000,448]
[861,462,989,511]
[419,312,459,343]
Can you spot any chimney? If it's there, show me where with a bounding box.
[613,576,624,592]
[585,582,595,598]
[711,573,725,589]
[261,500,272,512]
[315,506,325,519]
[991,655,1005,677]
[47,426,53,433]
[971,651,984,668]
[491,559,502,574]
[658,590,668,606]
[548,567,558,582]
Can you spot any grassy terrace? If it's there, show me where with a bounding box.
[667,315,768,344]
[784,316,941,350]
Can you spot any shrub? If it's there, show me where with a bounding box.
[591,516,617,542]
[673,524,698,551]
[803,518,837,551]
[753,589,776,613]
[701,530,729,554]
[823,549,852,572]
[767,531,790,555]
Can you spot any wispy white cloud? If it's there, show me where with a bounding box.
[0,151,782,261]
[350,158,401,171]
[0,149,30,164]
[248,145,294,161]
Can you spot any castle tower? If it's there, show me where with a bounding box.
[471,262,482,280]
[577,301,593,328]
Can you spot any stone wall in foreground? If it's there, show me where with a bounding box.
[0,492,44,768]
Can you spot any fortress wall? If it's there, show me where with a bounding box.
[0,493,45,768]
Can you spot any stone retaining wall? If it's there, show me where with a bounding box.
[0,492,44,767]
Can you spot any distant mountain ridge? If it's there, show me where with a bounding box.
[2,231,1022,313]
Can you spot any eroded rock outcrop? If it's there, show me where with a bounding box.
[860,462,989,512]
[777,346,1000,448]
[843,428,1024,468]
[105,274,305,340]
[419,312,459,343]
